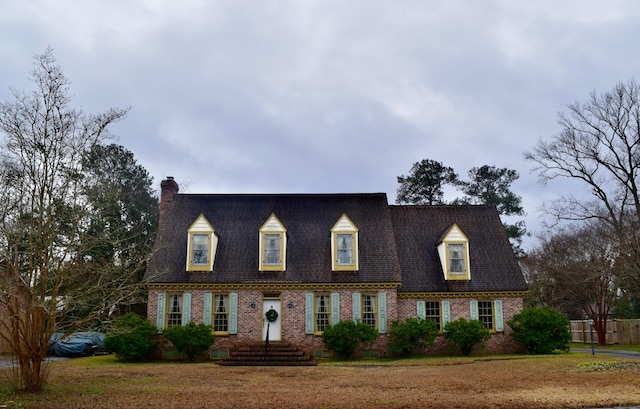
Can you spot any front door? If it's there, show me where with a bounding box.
[262,299,281,341]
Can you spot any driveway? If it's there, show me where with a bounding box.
[571,348,640,359]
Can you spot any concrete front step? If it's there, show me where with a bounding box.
[218,342,317,367]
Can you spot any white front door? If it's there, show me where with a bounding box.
[262,299,281,341]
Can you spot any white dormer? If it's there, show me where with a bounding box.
[186,214,218,272]
[437,223,470,281]
[259,213,287,271]
[331,214,359,271]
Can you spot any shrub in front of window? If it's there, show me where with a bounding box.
[104,313,159,362]
[443,318,491,356]
[388,318,438,357]
[162,321,215,362]
[322,320,377,359]
[507,306,571,354]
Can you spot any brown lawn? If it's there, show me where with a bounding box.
[1,354,639,409]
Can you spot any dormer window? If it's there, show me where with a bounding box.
[331,214,359,271]
[186,214,218,272]
[259,214,287,271]
[448,243,465,273]
[437,223,470,280]
[192,234,209,265]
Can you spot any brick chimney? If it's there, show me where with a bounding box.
[160,176,179,224]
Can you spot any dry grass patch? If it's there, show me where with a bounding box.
[1,354,639,408]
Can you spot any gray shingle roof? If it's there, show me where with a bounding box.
[390,205,527,293]
[145,193,401,285]
[145,192,526,293]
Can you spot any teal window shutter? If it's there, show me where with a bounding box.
[470,300,479,321]
[305,292,314,334]
[203,292,212,326]
[416,301,426,320]
[442,300,451,327]
[352,292,361,323]
[331,293,340,325]
[156,292,166,331]
[494,300,504,332]
[378,292,387,334]
[228,293,238,334]
[182,293,192,324]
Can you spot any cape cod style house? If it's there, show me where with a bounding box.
[145,177,527,359]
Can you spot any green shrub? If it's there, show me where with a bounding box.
[104,313,158,362]
[162,321,215,362]
[388,318,438,356]
[507,306,570,354]
[443,318,491,356]
[322,320,378,359]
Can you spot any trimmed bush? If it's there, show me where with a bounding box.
[507,306,570,354]
[322,320,378,359]
[443,318,491,356]
[104,313,158,362]
[162,321,215,362]
[388,318,438,357]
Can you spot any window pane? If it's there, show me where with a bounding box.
[167,294,182,327]
[264,234,280,265]
[315,294,330,332]
[448,243,465,273]
[478,301,493,330]
[425,301,441,331]
[192,234,209,265]
[337,234,353,265]
[361,294,376,328]
[214,294,229,332]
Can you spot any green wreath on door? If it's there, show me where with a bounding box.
[265,308,278,322]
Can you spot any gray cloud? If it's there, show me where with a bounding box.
[2,0,640,250]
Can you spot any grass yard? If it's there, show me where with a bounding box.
[1,353,639,408]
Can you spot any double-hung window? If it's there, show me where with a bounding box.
[263,234,281,265]
[478,301,494,330]
[361,294,377,329]
[187,214,218,272]
[331,214,359,271]
[425,301,441,331]
[213,294,229,333]
[315,294,331,332]
[192,234,209,266]
[259,214,286,271]
[167,294,183,327]
[337,234,354,265]
[437,224,470,280]
[448,243,465,274]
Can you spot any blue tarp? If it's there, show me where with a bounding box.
[48,332,105,357]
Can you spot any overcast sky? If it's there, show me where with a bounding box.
[2,1,640,251]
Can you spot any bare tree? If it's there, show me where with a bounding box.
[526,79,640,295]
[523,221,620,344]
[0,48,129,392]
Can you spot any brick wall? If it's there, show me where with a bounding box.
[148,289,524,357]
[397,296,524,354]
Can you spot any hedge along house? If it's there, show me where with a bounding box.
[145,177,527,359]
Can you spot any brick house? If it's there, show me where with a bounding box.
[145,177,527,358]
